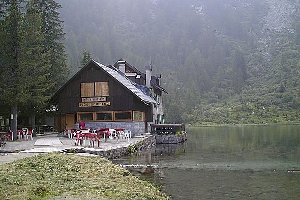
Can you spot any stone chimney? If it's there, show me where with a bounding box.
[117,60,126,74]
[145,65,152,88]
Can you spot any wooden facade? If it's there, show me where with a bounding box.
[52,60,155,132]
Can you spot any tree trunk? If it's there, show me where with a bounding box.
[11,105,18,141]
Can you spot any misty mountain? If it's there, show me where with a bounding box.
[58,0,300,124]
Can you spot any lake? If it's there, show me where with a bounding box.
[114,125,300,199]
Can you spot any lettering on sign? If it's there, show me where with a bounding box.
[79,102,111,107]
[82,97,107,102]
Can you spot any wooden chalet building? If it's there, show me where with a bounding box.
[51,59,166,135]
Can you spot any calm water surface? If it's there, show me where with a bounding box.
[115,125,300,199]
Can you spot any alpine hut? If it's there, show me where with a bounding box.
[51,59,166,135]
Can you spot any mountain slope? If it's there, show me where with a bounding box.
[58,0,300,124]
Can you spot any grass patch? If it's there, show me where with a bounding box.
[0,153,168,200]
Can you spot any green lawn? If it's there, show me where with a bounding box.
[0,153,168,200]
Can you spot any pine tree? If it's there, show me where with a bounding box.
[19,0,52,131]
[38,0,68,91]
[80,49,92,68]
[0,0,24,140]
[21,0,67,131]
[0,2,6,99]
[0,0,67,137]
[0,1,5,19]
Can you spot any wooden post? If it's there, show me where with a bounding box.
[10,105,18,141]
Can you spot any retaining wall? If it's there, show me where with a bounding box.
[81,136,156,159]
[155,133,187,144]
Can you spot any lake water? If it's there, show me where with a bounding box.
[115,125,300,199]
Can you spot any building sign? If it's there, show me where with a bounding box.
[82,97,107,102]
[79,102,111,107]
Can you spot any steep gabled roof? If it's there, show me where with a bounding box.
[93,61,156,104]
[113,59,143,75]
[114,59,167,93]
[51,60,156,105]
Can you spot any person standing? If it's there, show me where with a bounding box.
[79,120,86,129]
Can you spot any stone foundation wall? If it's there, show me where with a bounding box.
[83,136,156,159]
[155,133,187,144]
[70,134,186,159]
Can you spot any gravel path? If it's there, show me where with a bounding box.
[0,134,61,165]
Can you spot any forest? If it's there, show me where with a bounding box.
[1,0,300,129]
[0,0,67,137]
[59,0,300,124]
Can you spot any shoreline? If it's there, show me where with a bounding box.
[189,122,300,127]
[0,134,156,164]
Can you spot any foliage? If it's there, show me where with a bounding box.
[0,0,24,107]
[1,0,299,126]
[80,49,92,68]
[0,153,169,200]
[0,0,67,128]
[128,144,138,154]
[58,0,300,125]
[20,0,51,111]
[36,0,68,92]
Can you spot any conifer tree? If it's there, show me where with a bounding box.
[0,0,24,139]
[18,0,67,131]
[36,0,68,91]
[80,49,92,68]
[0,0,67,137]
[20,0,52,131]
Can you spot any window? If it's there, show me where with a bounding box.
[95,82,109,96]
[81,82,109,97]
[81,83,94,97]
[114,111,132,121]
[96,112,113,121]
[133,111,144,121]
[77,111,141,122]
[78,113,93,121]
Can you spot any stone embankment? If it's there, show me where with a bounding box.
[155,132,187,144]
[73,135,156,159]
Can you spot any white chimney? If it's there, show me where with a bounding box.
[118,60,126,74]
[145,65,152,88]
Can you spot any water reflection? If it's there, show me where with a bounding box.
[115,125,300,199]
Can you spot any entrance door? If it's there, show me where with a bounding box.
[65,114,75,130]
[60,115,66,132]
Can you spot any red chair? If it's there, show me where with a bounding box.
[74,131,84,146]
[95,133,102,147]
[97,128,110,142]
[84,133,97,147]
[5,131,13,141]
[83,133,94,146]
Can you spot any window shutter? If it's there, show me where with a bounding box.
[95,82,109,96]
[81,83,94,97]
